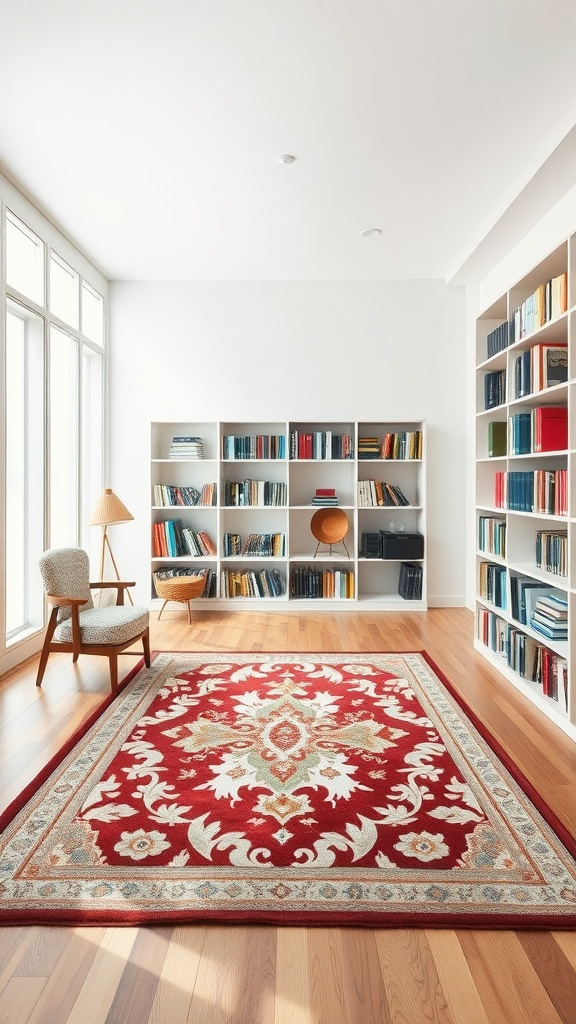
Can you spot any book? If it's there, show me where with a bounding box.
[488,421,507,457]
[532,406,567,453]
[550,272,568,319]
[531,343,568,391]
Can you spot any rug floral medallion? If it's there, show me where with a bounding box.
[1,651,576,927]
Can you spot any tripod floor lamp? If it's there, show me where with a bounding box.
[89,488,134,605]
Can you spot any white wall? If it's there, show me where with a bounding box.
[109,279,466,607]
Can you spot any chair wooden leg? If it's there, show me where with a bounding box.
[36,609,59,687]
[187,599,192,625]
[157,600,168,621]
[109,655,118,695]
[143,628,151,668]
[35,642,52,687]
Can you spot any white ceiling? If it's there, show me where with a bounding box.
[1,0,576,283]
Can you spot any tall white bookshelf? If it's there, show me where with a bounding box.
[150,420,427,610]
[475,235,576,738]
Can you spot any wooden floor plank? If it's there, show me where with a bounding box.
[147,925,205,1024]
[26,928,106,1024]
[374,928,453,1024]
[339,929,392,1024]
[185,925,276,1024]
[458,930,565,1024]
[516,932,576,1024]
[65,927,140,1024]
[308,928,350,1024]
[274,927,311,1024]
[103,927,171,1024]
[425,929,491,1024]
[0,977,45,1024]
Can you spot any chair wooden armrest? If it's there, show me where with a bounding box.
[89,581,135,606]
[47,594,89,607]
[45,596,84,655]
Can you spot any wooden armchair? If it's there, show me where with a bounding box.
[36,547,150,695]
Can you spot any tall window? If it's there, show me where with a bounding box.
[2,203,107,658]
[5,304,44,638]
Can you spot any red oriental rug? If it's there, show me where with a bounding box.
[1,651,576,928]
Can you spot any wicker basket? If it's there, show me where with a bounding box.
[154,574,206,623]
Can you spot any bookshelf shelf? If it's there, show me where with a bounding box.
[475,239,575,736]
[150,420,426,610]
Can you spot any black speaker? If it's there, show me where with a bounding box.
[380,532,424,560]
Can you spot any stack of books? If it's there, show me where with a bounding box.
[311,488,339,506]
[357,436,380,459]
[168,436,204,459]
[530,593,568,641]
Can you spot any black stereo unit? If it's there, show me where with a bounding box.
[380,532,424,560]
[361,532,382,558]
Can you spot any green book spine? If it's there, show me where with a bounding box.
[488,421,507,457]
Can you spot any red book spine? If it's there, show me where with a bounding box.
[533,406,567,453]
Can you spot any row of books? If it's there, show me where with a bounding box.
[168,436,204,459]
[289,431,353,460]
[486,319,514,358]
[508,626,568,705]
[222,434,286,460]
[484,369,506,410]
[222,532,286,557]
[152,567,216,598]
[398,562,423,600]
[494,469,567,515]
[512,343,568,399]
[223,479,287,507]
[479,561,507,609]
[289,566,355,599]
[513,272,568,341]
[380,431,423,460]
[509,406,567,455]
[536,530,567,577]
[152,483,217,507]
[220,568,285,598]
[478,516,506,558]
[152,520,216,558]
[357,479,411,507]
[477,609,568,710]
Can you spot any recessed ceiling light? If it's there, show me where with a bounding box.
[361,227,382,238]
[277,154,296,165]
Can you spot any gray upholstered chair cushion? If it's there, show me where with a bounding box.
[54,605,150,645]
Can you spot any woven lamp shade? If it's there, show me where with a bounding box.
[89,488,134,527]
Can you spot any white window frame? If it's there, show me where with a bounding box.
[0,175,109,676]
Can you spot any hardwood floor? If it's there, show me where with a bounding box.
[1,606,576,1024]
